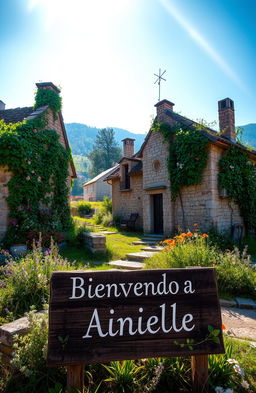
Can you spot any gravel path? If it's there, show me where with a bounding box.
[221,306,256,341]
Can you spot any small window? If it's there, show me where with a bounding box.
[153,160,161,171]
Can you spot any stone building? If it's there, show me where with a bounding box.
[105,98,256,235]
[0,82,76,240]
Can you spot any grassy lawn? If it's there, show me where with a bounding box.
[61,230,146,268]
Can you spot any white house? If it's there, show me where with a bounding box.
[83,166,118,201]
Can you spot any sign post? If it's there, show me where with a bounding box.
[48,268,224,392]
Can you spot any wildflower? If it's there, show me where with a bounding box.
[37,176,41,182]
[241,380,250,389]
[233,364,245,376]
[227,358,238,364]
[33,128,37,133]
[202,233,208,238]
[215,387,224,393]
[222,323,227,331]
[27,160,31,165]
[26,176,30,181]
[225,389,234,393]
[186,232,193,237]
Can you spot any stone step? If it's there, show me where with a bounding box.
[108,260,145,270]
[126,251,156,262]
[141,246,163,252]
[132,241,158,245]
[143,234,164,238]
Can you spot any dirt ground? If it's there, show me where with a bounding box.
[221,307,256,341]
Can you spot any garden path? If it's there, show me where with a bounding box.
[221,306,256,341]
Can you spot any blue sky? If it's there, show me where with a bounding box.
[0,0,255,134]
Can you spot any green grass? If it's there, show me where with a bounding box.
[61,230,145,268]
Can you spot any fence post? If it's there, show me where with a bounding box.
[191,354,208,393]
[67,364,84,393]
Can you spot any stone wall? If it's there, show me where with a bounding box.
[142,130,173,234]
[82,232,106,253]
[0,167,11,240]
[174,144,243,233]
[112,172,143,230]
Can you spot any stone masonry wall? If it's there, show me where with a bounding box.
[142,130,173,234]
[174,144,243,233]
[0,168,11,240]
[112,172,143,230]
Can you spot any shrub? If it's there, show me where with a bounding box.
[5,309,65,393]
[102,196,112,214]
[0,241,73,320]
[77,201,92,217]
[144,232,256,299]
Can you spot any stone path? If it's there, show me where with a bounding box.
[221,306,256,341]
[108,234,164,270]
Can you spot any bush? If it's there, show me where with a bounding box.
[144,232,256,299]
[3,309,65,393]
[93,197,113,226]
[77,201,92,217]
[102,196,112,214]
[0,241,73,321]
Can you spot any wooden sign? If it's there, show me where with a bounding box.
[48,268,224,366]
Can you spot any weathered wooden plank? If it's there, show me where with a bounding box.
[48,268,224,366]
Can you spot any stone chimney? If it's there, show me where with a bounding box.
[155,99,175,122]
[122,138,135,157]
[0,100,6,110]
[36,82,60,93]
[218,98,236,141]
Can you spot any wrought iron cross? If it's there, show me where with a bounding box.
[154,68,166,101]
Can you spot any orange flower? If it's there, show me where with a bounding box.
[186,232,193,237]
[222,323,227,331]
[202,234,208,238]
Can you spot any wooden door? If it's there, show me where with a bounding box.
[153,194,163,234]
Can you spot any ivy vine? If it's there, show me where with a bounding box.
[0,88,72,246]
[34,88,62,119]
[153,122,209,200]
[218,146,256,231]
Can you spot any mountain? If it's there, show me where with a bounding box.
[65,123,147,155]
[239,124,256,148]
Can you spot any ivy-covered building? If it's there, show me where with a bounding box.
[106,98,256,236]
[0,82,76,243]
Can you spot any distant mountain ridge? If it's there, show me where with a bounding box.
[239,124,256,148]
[65,123,146,155]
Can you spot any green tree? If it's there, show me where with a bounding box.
[88,128,122,177]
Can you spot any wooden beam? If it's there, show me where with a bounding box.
[67,364,84,393]
[191,354,208,393]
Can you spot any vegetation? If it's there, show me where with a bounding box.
[144,232,256,299]
[94,196,113,226]
[153,121,209,200]
[1,310,254,393]
[219,146,256,233]
[88,128,121,178]
[77,201,92,216]
[0,87,72,247]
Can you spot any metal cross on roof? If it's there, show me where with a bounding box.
[154,68,166,102]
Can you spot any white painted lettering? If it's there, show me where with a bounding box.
[183,280,195,294]
[82,308,108,338]
[69,277,85,299]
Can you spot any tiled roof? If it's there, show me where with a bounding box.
[137,109,256,158]
[104,166,120,181]
[0,107,33,124]
[129,161,142,175]
[0,105,48,124]
[83,165,119,186]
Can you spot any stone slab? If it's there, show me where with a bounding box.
[126,251,156,261]
[132,241,158,245]
[108,260,145,270]
[219,299,237,308]
[235,297,256,309]
[141,247,163,252]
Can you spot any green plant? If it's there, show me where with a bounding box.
[152,121,209,200]
[3,309,65,393]
[34,88,62,119]
[0,87,72,247]
[103,360,144,393]
[77,201,92,217]
[219,146,256,233]
[0,241,73,320]
[102,196,112,214]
